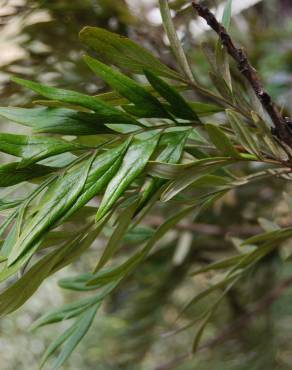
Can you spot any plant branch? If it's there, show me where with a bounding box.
[191,1,292,153]
[154,275,292,370]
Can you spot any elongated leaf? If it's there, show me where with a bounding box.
[95,132,160,221]
[32,296,97,331]
[89,192,225,286]
[144,70,200,122]
[60,139,131,222]
[189,101,223,116]
[58,273,102,291]
[46,304,99,370]
[159,0,194,81]
[0,162,55,187]
[161,158,234,201]
[227,109,261,157]
[8,156,94,265]
[0,244,66,316]
[190,254,244,276]
[138,130,190,210]
[0,107,114,135]
[79,26,181,80]
[84,55,170,119]
[180,273,239,317]
[222,0,233,29]
[0,133,83,166]
[11,77,139,125]
[95,199,139,272]
[206,124,240,158]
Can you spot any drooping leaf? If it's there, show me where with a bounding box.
[89,191,225,286]
[44,304,99,370]
[95,198,139,272]
[7,156,94,265]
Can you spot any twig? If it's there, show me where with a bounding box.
[154,275,292,370]
[145,215,262,236]
[191,1,292,153]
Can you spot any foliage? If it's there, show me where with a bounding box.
[0,1,292,369]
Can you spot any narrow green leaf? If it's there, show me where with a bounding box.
[46,304,99,370]
[227,109,262,157]
[0,107,114,135]
[206,124,240,158]
[96,132,160,221]
[79,26,181,80]
[190,254,244,276]
[0,162,55,187]
[0,133,84,166]
[31,296,98,330]
[222,0,233,30]
[11,77,139,125]
[159,0,194,81]
[161,158,233,201]
[8,156,94,265]
[60,139,131,222]
[144,70,201,122]
[84,55,170,119]
[89,192,225,286]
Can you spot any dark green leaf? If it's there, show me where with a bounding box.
[79,26,181,80]
[0,107,114,135]
[144,70,201,122]
[0,162,55,187]
[84,55,171,119]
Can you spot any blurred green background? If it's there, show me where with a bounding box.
[1,1,292,369]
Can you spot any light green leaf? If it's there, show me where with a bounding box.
[8,156,94,265]
[60,139,131,222]
[222,0,233,30]
[31,296,97,331]
[159,0,194,82]
[160,158,234,201]
[0,107,114,135]
[96,132,160,221]
[227,109,262,157]
[11,77,139,125]
[0,133,84,166]
[44,304,99,370]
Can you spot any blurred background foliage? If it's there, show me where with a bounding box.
[0,0,292,369]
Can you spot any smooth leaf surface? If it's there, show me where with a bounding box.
[79,26,181,80]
